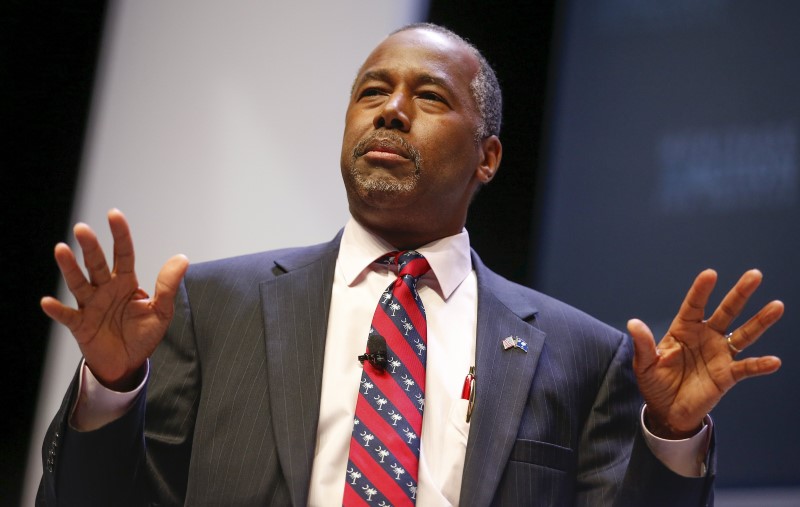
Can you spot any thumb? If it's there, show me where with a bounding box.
[152,254,189,318]
[627,318,659,372]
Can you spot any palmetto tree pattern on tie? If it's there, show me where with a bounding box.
[343,251,430,506]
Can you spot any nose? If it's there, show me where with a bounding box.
[373,91,411,132]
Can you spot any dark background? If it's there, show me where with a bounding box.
[2,2,109,505]
[4,0,797,504]
[535,0,799,490]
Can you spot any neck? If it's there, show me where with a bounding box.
[354,216,462,250]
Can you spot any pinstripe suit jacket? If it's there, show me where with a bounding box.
[39,234,715,506]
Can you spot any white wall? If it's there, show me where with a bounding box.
[23,1,427,503]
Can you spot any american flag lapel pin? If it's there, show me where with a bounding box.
[501,336,527,352]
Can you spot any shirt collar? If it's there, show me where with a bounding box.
[338,217,473,300]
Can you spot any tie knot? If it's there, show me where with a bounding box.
[397,250,429,277]
[380,250,430,281]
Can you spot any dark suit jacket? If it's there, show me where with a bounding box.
[39,234,715,506]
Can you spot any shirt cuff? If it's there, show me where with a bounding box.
[69,358,149,432]
[640,405,713,478]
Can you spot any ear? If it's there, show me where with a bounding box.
[475,135,502,183]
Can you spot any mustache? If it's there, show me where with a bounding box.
[352,131,421,167]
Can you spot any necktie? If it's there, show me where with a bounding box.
[343,251,431,506]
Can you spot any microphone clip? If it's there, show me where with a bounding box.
[358,333,388,371]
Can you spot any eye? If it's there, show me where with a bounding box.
[358,87,386,99]
[418,91,445,103]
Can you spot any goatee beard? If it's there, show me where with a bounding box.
[349,131,422,193]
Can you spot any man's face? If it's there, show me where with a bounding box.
[340,28,500,248]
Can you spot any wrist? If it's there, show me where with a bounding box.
[89,363,147,392]
[643,407,703,440]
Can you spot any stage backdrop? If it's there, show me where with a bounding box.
[536,0,799,501]
[22,1,427,504]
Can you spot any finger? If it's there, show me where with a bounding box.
[53,242,94,303]
[40,296,82,332]
[108,209,136,276]
[706,269,763,334]
[74,222,112,286]
[627,318,659,372]
[727,300,784,352]
[151,254,190,319]
[730,355,781,382]
[673,269,717,326]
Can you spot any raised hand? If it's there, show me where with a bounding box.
[628,269,783,439]
[40,209,189,391]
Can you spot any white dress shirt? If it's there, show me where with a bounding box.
[307,218,477,506]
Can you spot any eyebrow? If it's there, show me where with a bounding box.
[356,70,391,89]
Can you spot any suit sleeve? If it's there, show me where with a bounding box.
[614,429,715,506]
[36,279,201,506]
[36,367,148,506]
[138,277,201,504]
[575,334,715,507]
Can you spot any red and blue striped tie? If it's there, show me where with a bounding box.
[343,251,431,506]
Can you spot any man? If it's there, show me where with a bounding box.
[38,23,783,506]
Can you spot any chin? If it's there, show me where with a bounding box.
[349,168,418,197]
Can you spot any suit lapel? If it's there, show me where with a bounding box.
[260,238,340,507]
[460,254,546,505]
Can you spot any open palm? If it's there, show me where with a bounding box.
[628,269,783,438]
[41,209,188,391]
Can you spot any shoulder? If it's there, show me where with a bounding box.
[473,251,627,351]
[185,233,342,285]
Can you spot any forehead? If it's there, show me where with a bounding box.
[357,29,479,93]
